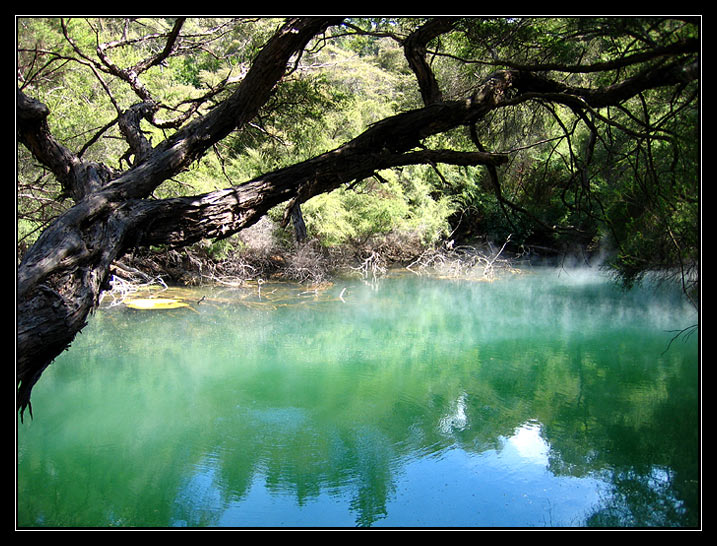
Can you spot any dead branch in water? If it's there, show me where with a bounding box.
[351,250,387,284]
[406,237,518,280]
[100,260,168,307]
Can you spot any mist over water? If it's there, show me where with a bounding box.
[17,266,699,528]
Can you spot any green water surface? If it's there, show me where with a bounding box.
[17,267,700,528]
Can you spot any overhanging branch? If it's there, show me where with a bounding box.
[129,147,511,248]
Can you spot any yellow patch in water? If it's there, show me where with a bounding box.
[124,298,189,310]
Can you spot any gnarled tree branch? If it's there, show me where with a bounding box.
[17,17,341,418]
[403,17,459,105]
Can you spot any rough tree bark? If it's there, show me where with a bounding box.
[16,17,699,418]
[17,17,343,417]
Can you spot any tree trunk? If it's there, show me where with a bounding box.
[291,204,308,244]
[16,17,342,417]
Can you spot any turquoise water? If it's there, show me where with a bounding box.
[17,267,700,528]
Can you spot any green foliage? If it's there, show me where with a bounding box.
[301,168,455,248]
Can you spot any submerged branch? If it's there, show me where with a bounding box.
[662,323,699,356]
